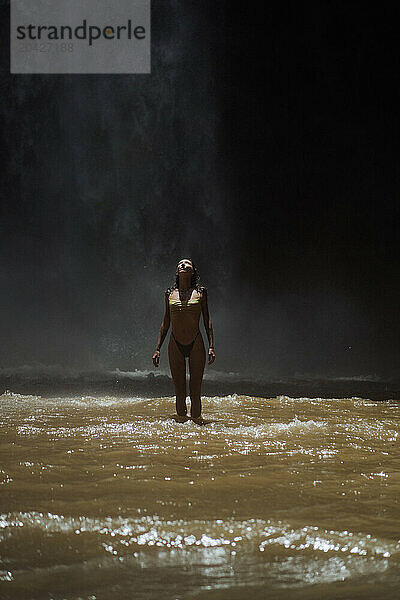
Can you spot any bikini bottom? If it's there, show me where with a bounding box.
[172,330,200,358]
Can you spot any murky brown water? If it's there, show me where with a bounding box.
[1,391,399,599]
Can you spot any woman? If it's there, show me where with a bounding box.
[152,259,215,424]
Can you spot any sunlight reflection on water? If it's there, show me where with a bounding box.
[1,391,400,599]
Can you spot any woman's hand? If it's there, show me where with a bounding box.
[152,350,160,367]
[208,347,215,365]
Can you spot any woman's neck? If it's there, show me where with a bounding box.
[178,274,192,290]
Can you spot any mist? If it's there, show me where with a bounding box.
[1,1,399,381]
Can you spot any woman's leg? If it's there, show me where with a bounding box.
[188,333,206,419]
[168,335,187,417]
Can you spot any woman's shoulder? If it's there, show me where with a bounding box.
[165,286,180,299]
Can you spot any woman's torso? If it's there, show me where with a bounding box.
[168,288,202,344]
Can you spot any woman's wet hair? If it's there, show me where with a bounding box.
[166,259,205,295]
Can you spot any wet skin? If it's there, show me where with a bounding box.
[153,259,215,421]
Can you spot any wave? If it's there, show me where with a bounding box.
[1,511,398,560]
[0,365,397,401]
[0,363,391,382]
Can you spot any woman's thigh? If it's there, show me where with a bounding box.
[188,334,206,391]
[168,335,186,390]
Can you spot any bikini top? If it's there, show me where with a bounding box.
[169,292,202,315]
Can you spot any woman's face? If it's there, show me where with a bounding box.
[177,259,193,274]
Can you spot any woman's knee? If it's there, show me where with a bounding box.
[189,378,201,395]
[189,364,204,390]
[173,378,187,396]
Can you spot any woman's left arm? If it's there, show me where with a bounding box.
[201,288,215,365]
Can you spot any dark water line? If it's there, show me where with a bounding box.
[0,374,398,401]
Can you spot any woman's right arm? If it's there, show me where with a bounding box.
[152,291,170,367]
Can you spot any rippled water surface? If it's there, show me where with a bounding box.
[1,391,400,599]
